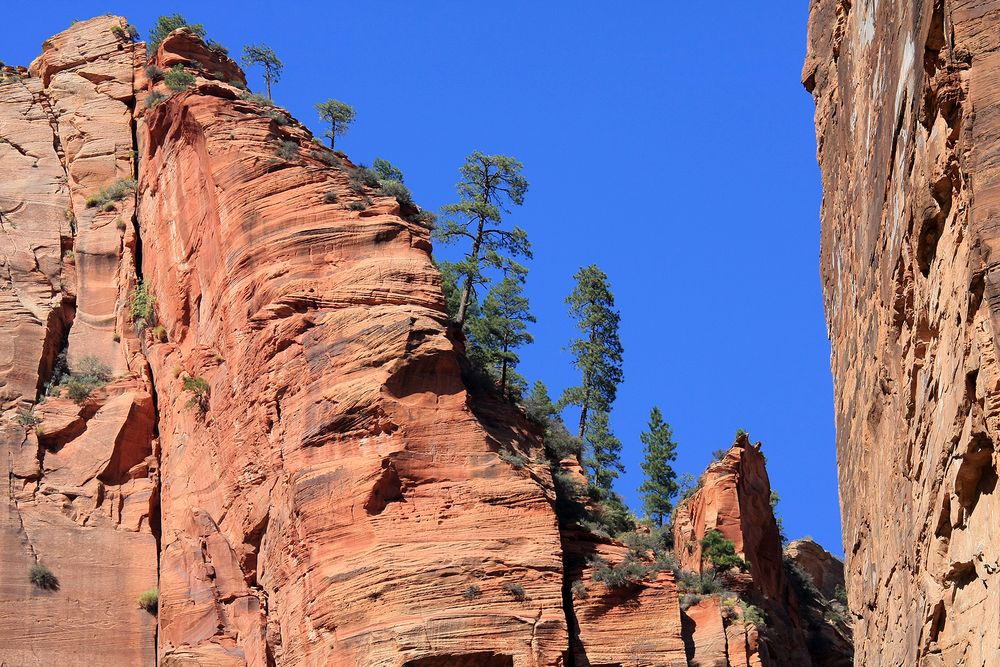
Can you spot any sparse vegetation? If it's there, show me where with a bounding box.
[347,198,371,212]
[112,24,139,42]
[145,64,165,82]
[498,448,527,469]
[502,581,527,601]
[265,109,289,126]
[740,600,767,627]
[378,179,412,205]
[311,150,342,168]
[164,65,195,92]
[241,44,283,99]
[462,584,480,601]
[276,140,299,161]
[183,375,210,412]
[676,569,724,595]
[145,91,167,109]
[350,166,381,191]
[130,282,155,329]
[323,191,338,204]
[15,408,40,427]
[784,554,820,603]
[138,588,159,614]
[590,554,654,589]
[151,325,168,343]
[85,178,137,209]
[64,356,112,403]
[571,580,588,600]
[240,91,274,106]
[679,593,702,610]
[700,529,748,572]
[834,584,848,605]
[29,563,58,590]
[148,14,205,55]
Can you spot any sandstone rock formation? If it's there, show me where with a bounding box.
[805,0,1000,664]
[673,436,852,666]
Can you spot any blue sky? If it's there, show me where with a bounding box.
[2,2,841,555]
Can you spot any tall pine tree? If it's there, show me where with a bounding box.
[434,152,529,326]
[467,270,535,398]
[561,265,624,442]
[584,410,624,494]
[638,406,680,526]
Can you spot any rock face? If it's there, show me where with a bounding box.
[0,16,157,667]
[805,0,1000,664]
[674,436,852,666]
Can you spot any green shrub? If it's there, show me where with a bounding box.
[148,14,205,55]
[677,569,724,595]
[834,584,848,605]
[311,150,342,168]
[347,198,371,212]
[276,140,299,161]
[138,588,159,614]
[265,109,289,126]
[502,581,526,601]
[679,593,702,610]
[498,448,526,469]
[323,191,339,204]
[29,563,57,590]
[239,91,274,106]
[63,356,112,403]
[112,24,139,42]
[183,375,210,412]
[700,529,748,572]
[145,64,165,82]
[740,601,767,627]
[371,157,404,183]
[16,408,40,427]
[164,65,195,92]
[571,580,588,600]
[206,39,229,57]
[378,179,412,205]
[784,554,820,603]
[462,585,480,601]
[85,178,138,209]
[350,166,381,190]
[145,91,167,109]
[590,554,654,589]
[130,282,155,329]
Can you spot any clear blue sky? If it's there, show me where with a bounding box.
[2,2,841,555]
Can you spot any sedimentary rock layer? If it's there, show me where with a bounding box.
[805,0,1000,663]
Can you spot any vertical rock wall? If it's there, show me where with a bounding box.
[0,16,157,667]
[805,0,1000,664]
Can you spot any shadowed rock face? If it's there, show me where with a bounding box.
[805,0,1000,664]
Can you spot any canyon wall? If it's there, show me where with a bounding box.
[805,0,1000,664]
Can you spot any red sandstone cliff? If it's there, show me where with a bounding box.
[805,0,1000,664]
[2,16,851,666]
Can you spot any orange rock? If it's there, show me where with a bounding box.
[806,0,1000,663]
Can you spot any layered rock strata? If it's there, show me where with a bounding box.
[805,0,1000,663]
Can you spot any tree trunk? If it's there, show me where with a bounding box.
[456,216,486,326]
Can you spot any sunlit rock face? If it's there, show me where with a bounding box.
[805,0,1000,664]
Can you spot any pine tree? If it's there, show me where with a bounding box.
[584,411,624,494]
[241,44,283,99]
[467,271,535,398]
[434,152,530,327]
[524,380,557,422]
[524,381,581,461]
[148,14,205,54]
[638,406,679,526]
[561,265,624,441]
[315,99,356,148]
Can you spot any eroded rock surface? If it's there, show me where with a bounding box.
[805,0,1000,664]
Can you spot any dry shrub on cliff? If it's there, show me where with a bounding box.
[240,91,274,107]
[277,140,299,161]
[145,91,167,109]
[145,64,165,82]
[138,588,159,614]
[29,563,58,590]
[347,198,372,211]
[502,581,527,601]
[64,356,112,403]
[85,178,137,209]
[590,554,654,589]
[323,191,339,204]
[15,408,40,427]
[498,448,527,469]
[783,554,821,603]
[462,585,480,600]
[378,179,412,205]
[111,24,139,42]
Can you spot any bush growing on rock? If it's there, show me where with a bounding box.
[85,178,137,209]
[462,585,480,600]
[164,65,195,92]
[183,376,210,412]
[347,198,371,212]
[145,65,165,82]
[145,91,167,109]
[502,581,527,601]
[64,356,112,403]
[15,408,40,427]
[323,191,338,204]
[498,448,527,469]
[276,140,299,161]
[29,563,58,590]
[130,282,156,329]
[700,529,748,572]
[378,179,412,205]
[138,588,159,614]
[148,14,205,55]
[590,554,654,589]
[111,24,139,42]
[240,91,274,106]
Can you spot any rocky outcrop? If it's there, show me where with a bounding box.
[0,15,157,667]
[137,32,572,667]
[805,0,1000,664]
[785,539,843,602]
[674,436,852,667]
